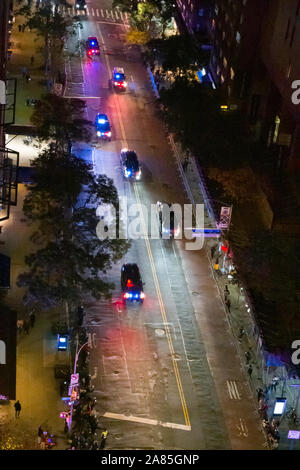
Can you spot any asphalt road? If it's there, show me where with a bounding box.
[64,0,266,450]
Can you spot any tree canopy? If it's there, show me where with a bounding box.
[30,93,92,145]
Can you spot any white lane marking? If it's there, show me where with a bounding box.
[106,9,110,18]
[115,10,119,19]
[92,7,95,16]
[101,8,104,17]
[97,21,127,26]
[236,418,248,437]
[111,10,115,20]
[226,380,241,400]
[102,412,191,431]
[96,8,99,17]
[125,12,128,20]
[120,11,124,21]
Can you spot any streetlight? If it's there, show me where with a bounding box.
[67,337,89,432]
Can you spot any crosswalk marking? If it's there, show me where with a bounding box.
[226,380,241,400]
[55,6,129,22]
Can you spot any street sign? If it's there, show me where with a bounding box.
[70,373,79,387]
[288,430,300,439]
[192,228,221,238]
[273,398,286,415]
[218,206,232,230]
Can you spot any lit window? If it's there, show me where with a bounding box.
[230,67,235,79]
[223,57,228,68]
[215,5,219,15]
[222,31,225,40]
[217,66,220,75]
[236,31,241,43]
[273,115,280,143]
[221,74,225,83]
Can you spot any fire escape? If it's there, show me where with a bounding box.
[0,78,18,223]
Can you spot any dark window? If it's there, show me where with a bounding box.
[296,0,300,16]
[285,18,290,39]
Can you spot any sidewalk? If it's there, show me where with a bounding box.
[0,6,70,446]
[7,7,47,126]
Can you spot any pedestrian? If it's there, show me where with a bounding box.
[30,55,34,66]
[182,156,189,172]
[100,430,108,449]
[17,319,24,334]
[225,298,231,312]
[248,364,253,379]
[224,284,230,296]
[18,24,22,32]
[257,387,264,402]
[22,66,27,78]
[22,24,26,32]
[29,311,35,328]
[238,326,245,340]
[23,319,30,335]
[245,350,251,364]
[210,244,217,260]
[25,73,31,83]
[64,420,68,434]
[14,400,21,418]
[38,425,43,444]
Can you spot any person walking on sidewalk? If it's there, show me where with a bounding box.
[14,400,21,418]
[245,350,251,364]
[22,24,26,32]
[25,73,31,83]
[23,319,30,335]
[248,364,253,379]
[18,24,22,32]
[182,156,189,172]
[22,66,27,78]
[225,298,231,313]
[29,311,35,328]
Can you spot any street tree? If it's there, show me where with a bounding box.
[30,93,92,147]
[146,34,207,76]
[19,148,130,309]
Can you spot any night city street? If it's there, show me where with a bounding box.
[0,0,300,457]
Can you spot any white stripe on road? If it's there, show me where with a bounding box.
[106,9,110,18]
[96,8,99,17]
[101,8,104,17]
[92,7,95,16]
[120,11,124,21]
[102,412,191,431]
[226,380,241,400]
[115,10,119,19]
[63,95,101,99]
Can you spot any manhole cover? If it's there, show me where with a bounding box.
[155,328,165,337]
[192,291,200,296]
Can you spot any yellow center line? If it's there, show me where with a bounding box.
[97,24,190,428]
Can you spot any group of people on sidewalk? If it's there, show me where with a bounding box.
[17,310,36,335]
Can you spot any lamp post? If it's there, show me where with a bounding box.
[68,338,89,433]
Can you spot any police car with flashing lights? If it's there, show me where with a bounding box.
[111,67,127,91]
[120,148,141,180]
[86,36,100,56]
[157,202,180,239]
[75,0,87,11]
[121,264,145,304]
[95,113,112,141]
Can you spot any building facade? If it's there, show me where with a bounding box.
[0,0,18,224]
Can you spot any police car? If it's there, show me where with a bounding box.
[120,148,141,180]
[86,36,100,56]
[111,67,127,91]
[95,113,112,140]
[121,264,145,303]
